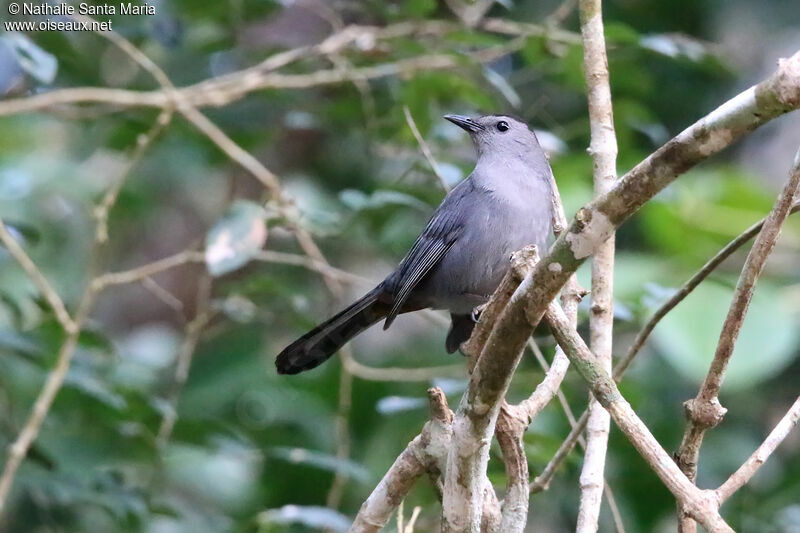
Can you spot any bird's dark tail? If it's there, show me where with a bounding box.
[276,289,388,375]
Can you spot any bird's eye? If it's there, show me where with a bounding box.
[496,121,509,132]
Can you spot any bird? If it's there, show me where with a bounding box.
[276,114,555,375]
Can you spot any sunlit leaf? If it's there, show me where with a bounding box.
[258,505,351,532]
[340,189,429,212]
[375,395,427,414]
[640,34,709,62]
[205,200,268,277]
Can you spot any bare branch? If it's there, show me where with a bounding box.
[716,395,800,503]
[93,110,173,243]
[0,288,95,513]
[544,302,732,532]
[351,388,453,533]
[93,250,204,289]
[615,202,800,378]
[496,403,530,532]
[442,247,540,532]
[576,0,619,528]
[531,201,800,492]
[675,145,800,531]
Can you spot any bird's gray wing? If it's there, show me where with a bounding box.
[382,181,476,328]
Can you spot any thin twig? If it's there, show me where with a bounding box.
[615,201,800,378]
[530,202,800,492]
[0,112,168,512]
[93,250,205,289]
[0,219,75,333]
[141,277,186,315]
[544,302,732,532]
[716,395,800,503]
[253,250,368,286]
[94,108,174,243]
[340,348,465,382]
[675,147,800,532]
[157,275,213,446]
[402,106,449,191]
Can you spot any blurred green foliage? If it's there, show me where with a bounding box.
[1,0,799,532]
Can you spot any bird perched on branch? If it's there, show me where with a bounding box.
[276,114,555,374]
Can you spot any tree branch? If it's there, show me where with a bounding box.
[675,145,800,531]
[442,247,540,532]
[543,303,732,532]
[716,395,800,503]
[576,0,619,529]
[530,201,800,493]
[351,388,454,533]
[0,111,170,512]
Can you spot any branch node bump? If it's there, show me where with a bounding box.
[428,387,454,424]
[684,397,727,429]
[510,245,540,280]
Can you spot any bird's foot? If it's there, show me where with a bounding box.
[471,304,488,323]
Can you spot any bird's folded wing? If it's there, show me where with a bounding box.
[383,202,463,328]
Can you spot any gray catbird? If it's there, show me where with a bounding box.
[276,114,554,374]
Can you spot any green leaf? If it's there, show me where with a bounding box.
[402,0,437,17]
[205,200,268,277]
[604,22,641,45]
[652,280,800,390]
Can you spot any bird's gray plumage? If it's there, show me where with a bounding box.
[276,114,554,375]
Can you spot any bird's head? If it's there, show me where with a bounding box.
[443,114,541,159]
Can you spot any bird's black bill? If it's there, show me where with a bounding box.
[444,114,484,133]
